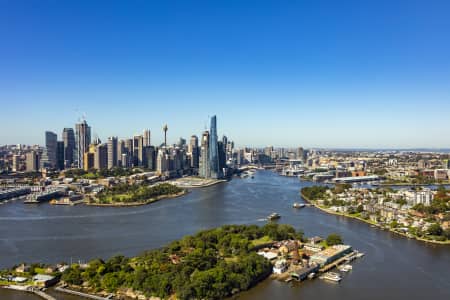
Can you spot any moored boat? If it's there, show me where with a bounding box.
[320,272,342,282]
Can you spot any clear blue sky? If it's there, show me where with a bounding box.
[1,0,450,148]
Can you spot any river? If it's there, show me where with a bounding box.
[1,171,449,299]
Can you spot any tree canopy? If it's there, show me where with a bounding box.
[62,224,304,299]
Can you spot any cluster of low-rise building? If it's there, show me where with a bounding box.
[257,237,353,279]
[316,187,449,237]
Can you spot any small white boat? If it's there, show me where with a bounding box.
[355,252,365,258]
[320,272,342,282]
[293,202,305,209]
[338,264,352,272]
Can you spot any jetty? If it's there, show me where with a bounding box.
[55,285,113,300]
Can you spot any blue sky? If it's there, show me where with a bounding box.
[1,0,450,148]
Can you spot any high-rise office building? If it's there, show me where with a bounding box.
[143,129,151,147]
[57,141,65,170]
[75,120,91,168]
[94,144,108,170]
[117,140,125,167]
[145,146,156,170]
[208,115,221,179]
[199,131,210,178]
[189,135,199,168]
[26,151,39,172]
[62,128,75,168]
[133,135,144,166]
[218,141,226,172]
[121,153,130,168]
[41,131,57,169]
[157,148,169,173]
[107,137,118,169]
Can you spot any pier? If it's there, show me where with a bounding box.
[319,251,357,273]
[55,285,113,299]
[1,285,56,300]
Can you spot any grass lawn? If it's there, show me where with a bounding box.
[250,236,274,247]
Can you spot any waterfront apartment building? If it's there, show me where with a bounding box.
[75,120,91,168]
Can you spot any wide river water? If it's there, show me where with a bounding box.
[1,171,449,299]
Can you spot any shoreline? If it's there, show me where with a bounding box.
[300,192,450,246]
[170,178,227,189]
[0,285,57,300]
[86,190,187,207]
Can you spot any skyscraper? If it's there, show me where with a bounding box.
[199,131,210,178]
[26,151,39,172]
[62,128,75,167]
[189,135,199,169]
[94,143,108,170]
[117,140,125,167]
[145,146,156,170]
[75,120,91,168]
[143,129,151,147]
[208,115,221,179]
[157,148,169,174]
[41,131,57,169]
[107,136,118,169]
[133,135,144,166]
[57,141,65,170]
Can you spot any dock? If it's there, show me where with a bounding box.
[55,285,113,299]
[319,251,358,273]
[24,189,65,204]
[1,285,56,300]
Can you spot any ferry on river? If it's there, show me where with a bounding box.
[267,213,281,221]
[293,203,305,209]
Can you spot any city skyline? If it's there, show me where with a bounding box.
[2,1,450,148]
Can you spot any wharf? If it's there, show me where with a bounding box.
[55,285,113,300]
[319,251,357,273]
[1,285,56,300]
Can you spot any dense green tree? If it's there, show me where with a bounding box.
[427,223,443,236]
[326,233,343,246]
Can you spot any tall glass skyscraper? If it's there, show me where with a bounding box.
[75,120,91,168]
[62,128,75,167]
[208,115,222,179]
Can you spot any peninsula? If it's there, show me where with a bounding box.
[87,183,186,206]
